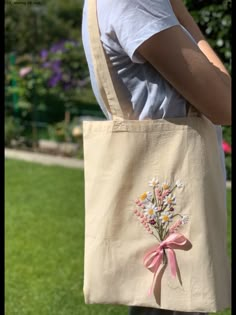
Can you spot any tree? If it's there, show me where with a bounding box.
[5,0,84,54]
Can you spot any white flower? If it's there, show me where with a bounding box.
[139,191,152,203]
[163,194,176,206]
[181,215,189,225]
[176,180,184,188]
[162,182,170,190]
[159,212,173,224]
[144,204,158,220]
[148,177,159,187]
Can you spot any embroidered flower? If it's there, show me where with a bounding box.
[162,189,170,198]
[155,188,163,200]
[181,215,189,225]
[148,177,159,187]
[163,194,176,206]
[176,180,184,188]
[159,212,173,224]
[149,219,156,225]
[144,204,158,220]
[133,176,188,242]
[162,182,170,190]
[169,219,182,233]
[133,176,192,298]
[139,191,152,202]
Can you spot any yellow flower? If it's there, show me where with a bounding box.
[147,208,155,216]
[162,182,170,190]
[163,194,176,206]
[162,215,169,222]
[160,212,173,224]
[144,204,158,219]
[139,191,152,202]
[140,192,147,200]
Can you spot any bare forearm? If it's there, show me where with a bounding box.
[170,0,231,84]
[197,40,231,88]
[137,25,231,125]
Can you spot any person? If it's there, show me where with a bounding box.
[82,0,231,314]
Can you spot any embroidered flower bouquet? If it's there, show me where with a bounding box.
[133,178,192,295]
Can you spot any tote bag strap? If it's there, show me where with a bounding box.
[87,0,132,120]
[87,0,200,119]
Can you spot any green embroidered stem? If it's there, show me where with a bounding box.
[153,231,161,242]
[153,186,158,207]
[163,223,170,240]
[170,185,177,194]
[159,223,165,241]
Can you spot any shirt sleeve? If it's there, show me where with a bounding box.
[109,0,180,63]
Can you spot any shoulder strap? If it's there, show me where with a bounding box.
[87,0,134,120]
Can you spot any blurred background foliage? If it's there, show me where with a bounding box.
[183,0,232,179]
[5,0,231,177]
[184,0,231,72]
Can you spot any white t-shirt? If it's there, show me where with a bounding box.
[82,0,226,180]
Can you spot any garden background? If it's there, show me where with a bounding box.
[5,0,232,176]
[5,0,232,314]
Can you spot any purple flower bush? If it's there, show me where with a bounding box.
[5,39,89,117]
[40,40,88,91]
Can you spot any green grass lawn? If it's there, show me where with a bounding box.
[5,159,231,315]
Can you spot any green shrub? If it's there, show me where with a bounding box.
[5,116,24,146]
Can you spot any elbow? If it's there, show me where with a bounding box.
[202,93,231,126]
[207,107,231,126]
[211,117,231,126]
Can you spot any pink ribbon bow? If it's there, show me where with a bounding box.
[143,233,191,296]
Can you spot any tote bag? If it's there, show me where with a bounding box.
[82,0,231,312]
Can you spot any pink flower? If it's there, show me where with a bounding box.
[155,188,161,196]
[222,140,231,154]
[155,188,163,200]
[162,189,170,197]
[169,219,182,233]
[19,66,32,77]
[135,199,142,206]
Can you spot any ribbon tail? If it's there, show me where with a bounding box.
[148,264,163,296]
[167,248,178,278]
[148,262,167,307]
[147,253,163,296]
[148,268,158,296]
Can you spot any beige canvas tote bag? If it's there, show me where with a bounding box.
[83,0,231,312]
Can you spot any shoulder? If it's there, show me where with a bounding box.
[97,0,177,23]
[97,0,179,62]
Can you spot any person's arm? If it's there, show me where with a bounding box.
[136,24,231,125]
[169,0,231,85]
